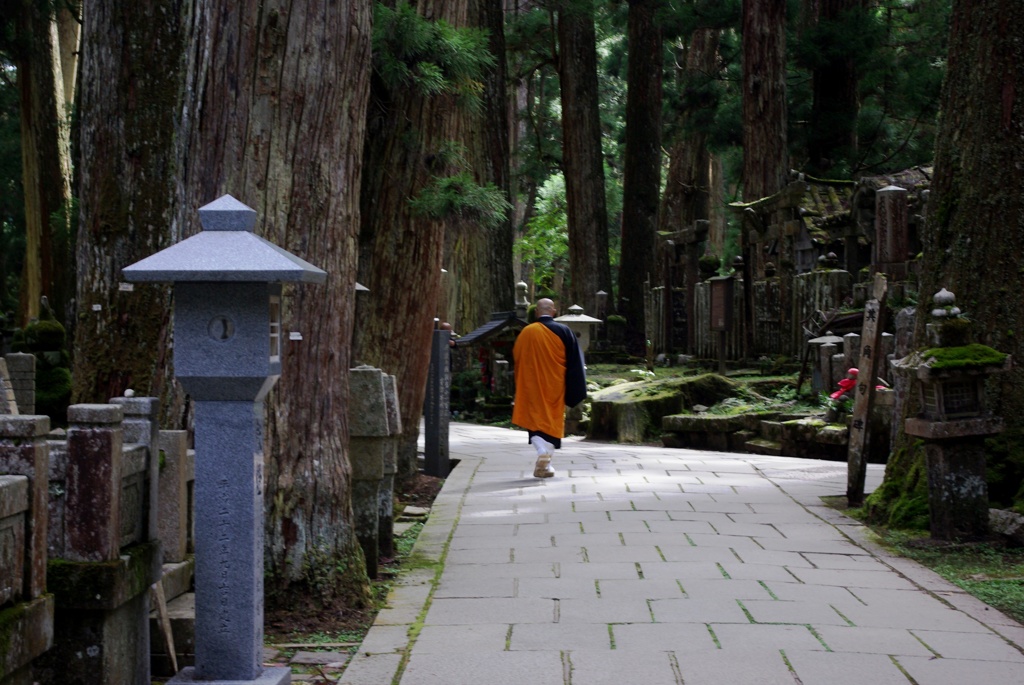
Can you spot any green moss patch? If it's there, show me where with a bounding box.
[921,343,1008,370]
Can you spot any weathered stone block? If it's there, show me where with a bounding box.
[0,476,28,606]
[4,354,35,414]
[158,430,192,564]
[159,559,195,603]
[349,367,389,438]
[47,540,161,611]
[65,404,123,562]
[0,415,50,600]
[661,414,746,433]
[0,594,54,680]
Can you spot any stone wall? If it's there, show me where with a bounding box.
[0,397,186,685]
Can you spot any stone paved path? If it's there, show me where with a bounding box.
[339,423,1024,685]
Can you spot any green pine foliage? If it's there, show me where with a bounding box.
[372,2,495,110]
[409,170,511,228]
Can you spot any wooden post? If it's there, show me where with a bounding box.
[847,273,888,506]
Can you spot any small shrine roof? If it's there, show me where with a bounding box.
[455,311,525,347]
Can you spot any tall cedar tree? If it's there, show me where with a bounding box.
[804,0,866,176]
[617,0,663,354]
[15,0,73,327]
[73,0,182,417]
[558,0,612,314]
[357,0,486,484]
[658,27,721,355]
[892,0,1024,510]
[176,0,374,609]
[442,0,514,333]
[740,0,787,356]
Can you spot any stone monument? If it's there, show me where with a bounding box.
[124,195,326,684]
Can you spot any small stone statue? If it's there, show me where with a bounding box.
[830,367,858,401]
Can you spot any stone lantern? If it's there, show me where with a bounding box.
[124,195,326,685]
[892,289,1010,541]
[554,304,603,352]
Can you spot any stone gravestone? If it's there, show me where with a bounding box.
[0,358,17,414]
[348,365,390,578]
[875,185,909,280]
[423,328,451,478]
[379,373,402,559]
[124,195,326,685]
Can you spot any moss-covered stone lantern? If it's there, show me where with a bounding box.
[892,288,1011,540]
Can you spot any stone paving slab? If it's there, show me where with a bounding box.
[608,621,717,651]
[710,622,825,651]
[411,624,509,654]
[400,651,565,685]
[508,623,612,650]
[339,422,1024,685]
[563,649,681,684]
[810,625,935,657]
[911,628,1024,661]
[673,648,797,684]
[516,577,601,600]
[782,649,914,685]
[897,655,1024,685]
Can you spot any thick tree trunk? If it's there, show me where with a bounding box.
[357,0,471,486]
[177,0,374,607]
[16,0,73,326]
[444,0,514,334]
[558,0,611,314]
[806,0,864,175]
[659,29,720,237]
[742,0,788,202]
[73,0,183,414]
[741,0,787,357]
[617,0,663,354]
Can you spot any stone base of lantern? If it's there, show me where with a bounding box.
[169,666,291,685]
[906,417,1002,541]
[921,439,990,541]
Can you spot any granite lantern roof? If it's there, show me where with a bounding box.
[122,195,327,284]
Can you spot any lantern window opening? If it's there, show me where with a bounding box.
[942,380,979,419]
[269,295,282,363]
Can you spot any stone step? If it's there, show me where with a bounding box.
[745,438,783,456]
[760,420,784,442]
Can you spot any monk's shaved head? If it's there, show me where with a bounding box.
[536,298,557,317]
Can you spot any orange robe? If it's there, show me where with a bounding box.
[512,319,585,444]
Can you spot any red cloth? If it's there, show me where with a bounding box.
[830,377,856,399]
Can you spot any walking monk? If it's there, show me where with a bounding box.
[512,298,587,478]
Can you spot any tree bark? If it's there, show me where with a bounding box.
[356,0,472,486]
[741,0,788,357]
[443,0,514,335]
[177,0,374,607]
[805,0,864,176]
[617,0,663,354]
[16,0,73,326]
[659,29,720,238]
[742,0,788,203]
[73,0,183,413]
[558,0,611,314]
